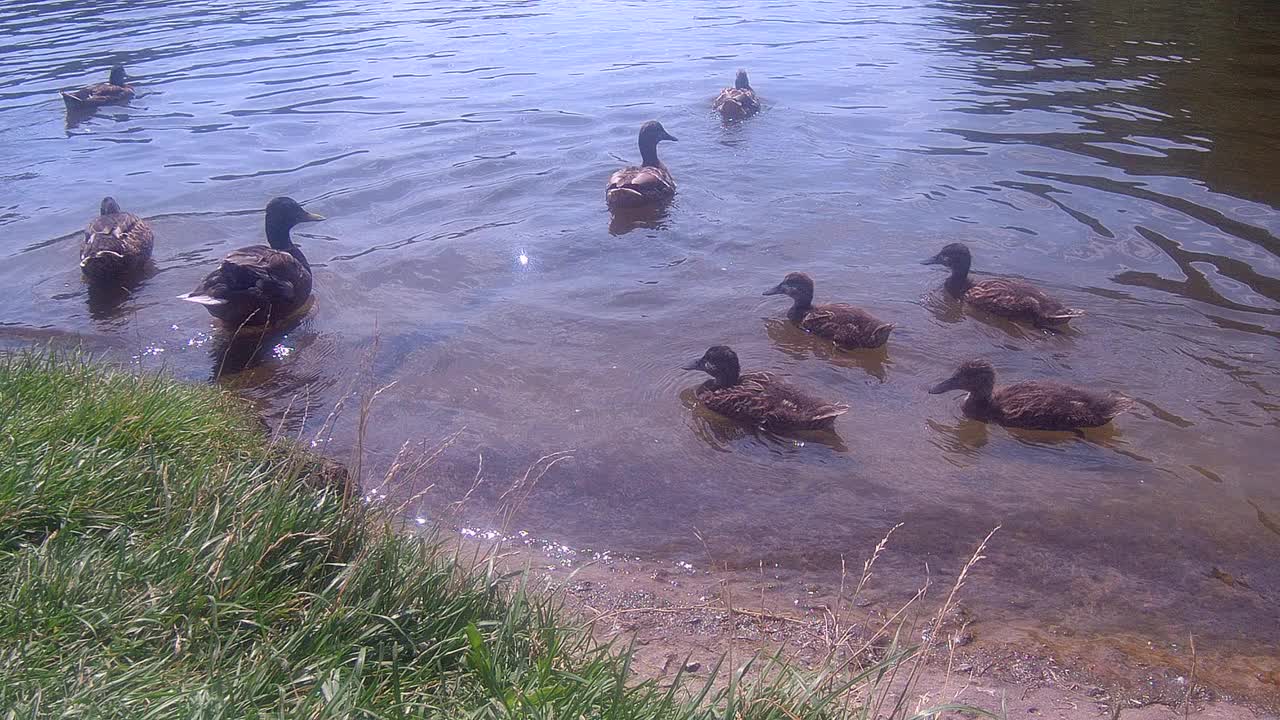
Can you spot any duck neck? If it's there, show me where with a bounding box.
[961,385,995,417]
[639,137,662,168]
[944,261,972,297]
[709,369,741,389]
[266,220,309,270]
[787,289,815,320]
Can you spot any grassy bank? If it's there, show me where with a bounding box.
[0,353,971,718]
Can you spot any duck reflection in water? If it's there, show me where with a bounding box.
[607,203,671,236]
[764,318,891,382]
[85,267,155,321]
[208,307,313,381]
[925,417,990,467]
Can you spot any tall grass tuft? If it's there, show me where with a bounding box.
[0,351,990,718]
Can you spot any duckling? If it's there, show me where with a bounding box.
[682,345,849,431]
[922,243,1083,327]
[711,68,757,120]
[606,120,678,210]
[62,66,134,110]
[79,197,154,281]
[713,69,761,121]
[180,197,324,327]
[929,359,1132,431]
[764,272,894,349]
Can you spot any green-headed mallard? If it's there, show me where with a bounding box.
[922,243,1083,327]
[764,272,894,349]
[79,196,154,281]
[606,120,678,210]
[713,69,761,121]
[929,359,1132,431]
[682,345,849,431]
[62,66,134,110]
[180,197,324,327]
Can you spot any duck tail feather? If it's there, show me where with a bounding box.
[178,293,228,306]
[1048,309,1085,320]
[872,323,895,345]
[812,404,850,421]
[1105,394,1135,419]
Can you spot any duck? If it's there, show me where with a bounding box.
[79,197,154,281]
[928,359,1132,431]
[180,197,324,328]
[62,66,134,110]
[606,120,678,210]
[682,345,849,431]
[922,243,1083,327]
[764,272,894,349]
[713,69,761,121]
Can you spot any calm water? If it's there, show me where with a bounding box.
[2,0,1278,677]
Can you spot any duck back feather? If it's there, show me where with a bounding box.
[695,371,849,431]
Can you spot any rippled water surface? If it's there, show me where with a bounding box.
[3,0,1279,680]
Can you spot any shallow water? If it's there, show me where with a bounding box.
[2,0,1278,676]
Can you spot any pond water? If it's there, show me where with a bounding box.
[2,0,1278,687]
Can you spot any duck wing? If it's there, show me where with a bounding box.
[606,164,676,208]
[698,372,848,430]
[801,304,894,348]
[186,246,309,307]
[966,278,1082,324]
[62,83,134,108]
[993,381,1132,430]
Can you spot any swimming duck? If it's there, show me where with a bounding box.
[922,243,1083,327]
[606,120,678,210]
[79,197,154,281]
[929,359,1132,431]
[62,66,134,110]
[682,345,849,431]
[713,69,761,121]
[180,197,324,327]
[764,272,894,349]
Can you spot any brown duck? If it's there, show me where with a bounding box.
[922,243,1083,327]
[180,197,324,327]
[62,66,134,110]
[764,272,894,349]
[606,120,678,210]
[79,197,154,281]
[929,359,1132,431]
[682,346,849,431]
[713,70,761,121]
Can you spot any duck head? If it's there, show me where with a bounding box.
[100,196,122,216]
[763,271,815,308]
[682,345,741,386]
[109,65,127,86]
[922,242,972,277]
[929,359,996,396]
[638,120,677,165]
[265,196,325,249]
[735,69,751,90]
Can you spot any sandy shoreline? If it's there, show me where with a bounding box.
[448,529,1279,719]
